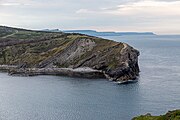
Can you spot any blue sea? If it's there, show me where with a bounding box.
[0,35,180,120]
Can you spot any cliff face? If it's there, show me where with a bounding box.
[0,26,140,82]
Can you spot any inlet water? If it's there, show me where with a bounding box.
[0,35,180,120]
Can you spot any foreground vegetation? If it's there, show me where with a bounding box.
[132,110,180,120]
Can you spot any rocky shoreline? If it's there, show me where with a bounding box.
[0,65,104,78]
[0,65,139,83]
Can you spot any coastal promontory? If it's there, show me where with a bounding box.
[0,26,140,82]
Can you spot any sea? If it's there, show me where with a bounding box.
[0,35,180,120]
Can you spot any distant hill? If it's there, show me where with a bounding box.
[42,29,60,32]
[42,29,156,36]
[64,30,156,36]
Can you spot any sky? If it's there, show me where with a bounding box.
[0,0,180,34]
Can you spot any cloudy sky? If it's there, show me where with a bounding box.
[0,0,180,34]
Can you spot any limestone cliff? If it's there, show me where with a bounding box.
[0,26,140,82]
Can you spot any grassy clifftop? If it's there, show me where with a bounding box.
[0,26,123,67]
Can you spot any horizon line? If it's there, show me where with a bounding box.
[2,24,180,35]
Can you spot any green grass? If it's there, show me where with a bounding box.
[5,31,51,40]
[132,110,180,120]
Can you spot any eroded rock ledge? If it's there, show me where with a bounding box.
[8,67,105,78]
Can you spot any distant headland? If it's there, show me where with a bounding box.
[42,29,156,36]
